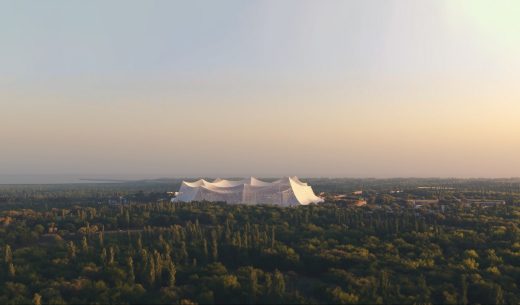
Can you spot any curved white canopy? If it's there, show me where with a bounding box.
[173,176,323,206]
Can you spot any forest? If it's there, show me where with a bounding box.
[0,179,519,304]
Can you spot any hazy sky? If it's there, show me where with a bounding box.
[1,0,520,178]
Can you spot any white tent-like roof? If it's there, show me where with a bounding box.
[173,176,324,206]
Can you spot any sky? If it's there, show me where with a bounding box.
[1,0,520,179]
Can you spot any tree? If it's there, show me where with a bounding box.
[98,232,104,247]
[225,219,232,243]
[328,286,359,305]
[8,262,16,278]
[127,256,135,283]
[442,291,458,305]
[82,236,88,253]
[203,238,209,261]
[379,270,390,298]
[154,250,163,277]
[180,241,189,264]
[33,293,42,305]
[417,274,431,304]
[271,226,276,249]
[167,261,176,288]
[248,268,259,304]
[67,241,76,259]
[146,255,156,287]
[463,258,479,270]
[464,249,479,259]
[197,290,215,304]
[125,209,130,227]
[460,275,468,305]
[137,234,143,250]
[495,284,504,305]
[108,247,115,265]
[264,273,273,298]
[273,270,285,301]
[211,229,218,262]
[4,245,12,264]
[100,248,107,265]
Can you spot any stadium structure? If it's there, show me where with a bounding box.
[172,176,324,206]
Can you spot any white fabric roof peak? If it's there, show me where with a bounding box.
[173,176,323,206]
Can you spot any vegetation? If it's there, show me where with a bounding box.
[0,179,519,304]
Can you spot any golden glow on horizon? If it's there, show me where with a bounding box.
[2,79,520,178]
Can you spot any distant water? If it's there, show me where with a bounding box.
[0,174,165,184]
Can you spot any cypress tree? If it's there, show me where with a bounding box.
[147,256,156,287]
[236,232,242,249]
[100,248,107,265]
[168,261,176,288]
[108,246,115,265]
[253,225,260,249]
[248,268,259,304]
[203,238,209,261]
[379,269,390,300]
[273,270,285,301]
[8,262,16,277]
[211,230,218,262]
[82,236,88,253]
[271,226,276,249]
[265,273,273,299]
[417,274,431,304]
[460,275,468,305]
[225,219,232,244]
[154,250,163,276]
[127,256,135,283]
[495,284,504,305]
[68,241,76,259]
[98,232,104,248]
[4,244,12,264]
[33,293,42,305]
[180,241,189,264]
[137,234,143,250]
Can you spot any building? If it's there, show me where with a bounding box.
[466,199,506,207]
[354,199,367,207]
[330,194,368,207]
[407,199,440,208]
[172,176,324,206]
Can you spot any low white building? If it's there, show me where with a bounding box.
[172,176,324,206]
